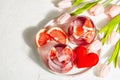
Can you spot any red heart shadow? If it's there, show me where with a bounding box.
[74,45,99,68]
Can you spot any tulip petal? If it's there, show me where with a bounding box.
[107,31,120,45]
[54,12,71,25]
[95,63,110,77]
[107,5,120,18]
[57,0,72,9]
[89,4,105,16]
[88,40,102,53]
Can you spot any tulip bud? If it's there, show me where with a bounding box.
[88,40,102,53]
[107,31,120,45]
[106,5,120,18]
[89,4,105,16]
[95,63,111,77]
[54,12,71,25]
[57,0,72,9]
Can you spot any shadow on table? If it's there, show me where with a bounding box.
[22,10,60,72]
[51,0,60,7]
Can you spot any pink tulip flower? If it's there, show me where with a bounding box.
[54,12,71,25]
[106,5,120,18]
[89,4,105,16]
[88,40,102,53]
[95,63,111,77]
[57,0,72,9]
[108,31,120,45]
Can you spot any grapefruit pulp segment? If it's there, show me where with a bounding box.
[35,29,51,47]
[47,27,68,44]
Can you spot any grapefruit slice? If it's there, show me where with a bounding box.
[47,27,68,44]
[35,29,52,47]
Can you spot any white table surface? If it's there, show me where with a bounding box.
[0,0,120,80]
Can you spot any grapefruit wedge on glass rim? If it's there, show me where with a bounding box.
[47,27,68,45]
[35,26,68,47]
[35,28,52,47]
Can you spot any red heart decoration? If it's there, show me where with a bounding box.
[74,45,99,68]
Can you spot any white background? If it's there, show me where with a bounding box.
[0,0,120,80]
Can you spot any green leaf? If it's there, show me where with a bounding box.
[108,40,120,64]
[113,50,119,68]
[113,40,120,68]
[99,14,120,44]
[101,23,116,44]
[99,14,120,34]
[70,1,98,16]
[72,0,83,6]
[98,25,109,33]
[117,22,120,32]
